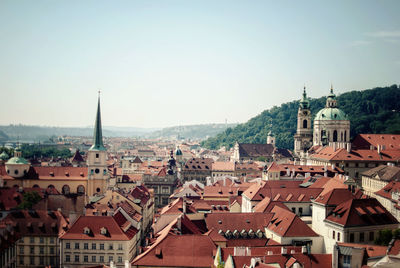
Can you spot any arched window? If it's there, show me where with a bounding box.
[344,131,347,142]
[341,132,343,141]
[33,184,40,188]
[333,130,338,142]
[62,185,70,195]
[77,185,85,194]
[303,120,307,129]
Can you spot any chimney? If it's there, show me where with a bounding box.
[346,143,351,153]
[125,260,131,268]
[377,145,381,154]
[182,197,187,214]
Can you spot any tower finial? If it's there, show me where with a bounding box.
[330,83,333,94]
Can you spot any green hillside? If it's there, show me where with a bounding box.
[201,85,400,150]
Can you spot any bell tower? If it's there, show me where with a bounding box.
[294,87,313,156]
[87,93,109,197]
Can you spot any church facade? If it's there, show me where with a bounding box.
[294,86,351,157]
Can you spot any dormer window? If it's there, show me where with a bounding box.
[100,227,108,235]
[83,227,91,235]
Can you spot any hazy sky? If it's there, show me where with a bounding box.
[1,1,399,128]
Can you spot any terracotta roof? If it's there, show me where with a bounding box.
[267,206,319,237]
[375,181,400,200]
[325,198,399,227]
[352,134,400,150]
[212,161,235,171]
[388,239,400,255]
[253,197,290,213]
[206,212,273,233]
[314,188,356,206]
[1,209,68,237]
[338,242,387,258]
[71,149,84,162]
[309,147,400,162]
[60,215,137,241]
[117,201,142,222]
[268,162,343,176]
[132,233,216,267]
[203,186,239,198]
[0,165,88,181]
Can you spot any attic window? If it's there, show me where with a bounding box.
[50,172,54,176]
[80,172,84,176]
[218,220,222,224]
[155,248,162,258]
[65,172,69,176]
[83,227,91,235]
[100,227,108,236]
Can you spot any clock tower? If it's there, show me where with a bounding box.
[87,93,109,197]
[294,87,313,156]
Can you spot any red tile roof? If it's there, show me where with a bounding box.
[267,206,319,237]
[132,234,216,267]
[1,209,68,237]
[325,198,399,227]
[352,134,400,150]
[60,215,137,241]
[309,147,400,162]
[338,242,387,258]
[314,188,356,206]
[205,212,274,233]
[0,165,88,181]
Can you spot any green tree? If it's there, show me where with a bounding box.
[17,191,42,210]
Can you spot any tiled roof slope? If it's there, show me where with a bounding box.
[361,165,400,182]
[325,198,399,227]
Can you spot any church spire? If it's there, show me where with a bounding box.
[90,92,106,151]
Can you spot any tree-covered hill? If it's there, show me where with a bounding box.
[201,85,400,150]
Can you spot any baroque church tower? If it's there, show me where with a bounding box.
[294,87,313,156]
[87,94,109,197]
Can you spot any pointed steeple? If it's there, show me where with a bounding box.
[90,92,106,151]
[299,85,310,109]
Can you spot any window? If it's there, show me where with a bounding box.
[299,207,303,216]
[40,246,44,254]
[100,243,104,250]
[30,237,34,243]
[40,237,44,243]
[50,247,54,254]
[292,207,296,213]
[50,256,55,266]
[50,237,54,244]
[360,232,365,242]
[92,243,96,250]
[30,256,35,265]
[332,230,335,239]
[118,256,122,263]
[20,257,24,265]
[109,256,113,262]
[84,243,88,250]
[40,256,44,265]
[343,255,351,264]
[20,246,24,254]
[303,119,307,129]
[162,186,169,194]
[118,244,123,250]
[30,246,34,254]
[350,233,354,243]
[66,255,70,262]
[96,153,99,158]
[337,232,341,241]
[74,255,79,262]
[92,255,96,263]
[66,242,70,249]
[100,256,104,262]
[75,242,80,249]
[84,255,88,262]
[370,232,374,241]
[109,243,113,250]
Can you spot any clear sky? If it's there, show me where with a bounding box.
[0,0,399,128]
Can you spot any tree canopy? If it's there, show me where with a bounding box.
[201,85,400,150]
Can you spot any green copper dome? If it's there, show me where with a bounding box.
[6,156,29,165]
[175,148,182,156]
[299,87,310,109]
[314,107,348,121]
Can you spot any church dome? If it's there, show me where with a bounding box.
[314,107,348,121]
[175,148,182,156]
